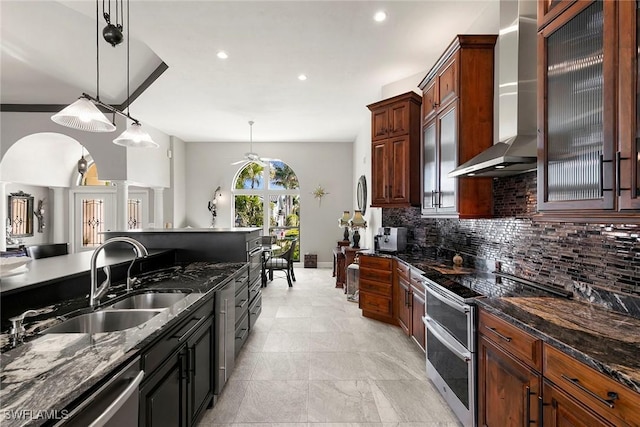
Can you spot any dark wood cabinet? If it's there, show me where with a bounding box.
[393,261,425,352]
[368,92,421,207]
[542,380,615,427]
[140,300,215,427]
[537,0,577,30]
[395,262,411,335]
[537,0,640,221]
[478,335,542,427]
[419,35,496,219]
[358,254,395,324]
[409,273,425,351]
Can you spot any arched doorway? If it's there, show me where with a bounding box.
[233,161,300,261]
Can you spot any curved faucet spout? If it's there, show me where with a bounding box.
[90,236,149,307]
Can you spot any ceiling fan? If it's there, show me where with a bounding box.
[231,121,276,166]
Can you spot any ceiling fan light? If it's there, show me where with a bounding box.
[51,97,116,132]
[113,122,159,148]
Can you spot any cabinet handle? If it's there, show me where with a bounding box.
[432,102,439,109]
[236,327,249,341]
[190,346,196,376]
[430,190,436,207]
[178,352,186,381]
[222,299,228,381]
[407,291,412,308]
[616,151,631,196]
[538,395,544,426]
[436,191,442,208]
[599,154,604,197]
[560,374,618,408]
[173,317,205,342]
[236,299,248,309]
[484,325,512,342]
[404,289,409,307]
[525,386,536,425]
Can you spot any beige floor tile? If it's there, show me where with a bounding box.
[198,380,249,424]
[263,331,311,352]
[308,352,367,380]
[307,380,381,423]
[308,332,356,352]
[359,352,427,381]
[252,352,311,380]
[234,380,308,423]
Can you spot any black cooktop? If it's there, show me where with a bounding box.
[422,269,483,300]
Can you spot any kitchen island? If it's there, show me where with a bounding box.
[0,260,246,427]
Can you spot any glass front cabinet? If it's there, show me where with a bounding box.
[537,0,640,219]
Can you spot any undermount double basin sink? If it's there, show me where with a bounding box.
[43,291,190,334]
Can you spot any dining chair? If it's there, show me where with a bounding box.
[25,243,69,259]
[264,239,297,287]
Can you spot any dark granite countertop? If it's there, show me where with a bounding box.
[103,227,261,233]
[0,261,245,427]
[477,297,640,394]
[363,250,640,396]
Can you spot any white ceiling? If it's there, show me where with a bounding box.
[1,0,498,143]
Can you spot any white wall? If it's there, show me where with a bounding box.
[167,135,187,228]
[185,141,353,263]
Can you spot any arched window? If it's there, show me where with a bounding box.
[233,161,300,261]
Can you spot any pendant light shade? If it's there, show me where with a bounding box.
[113,122,159,148]
[51,97,116,132]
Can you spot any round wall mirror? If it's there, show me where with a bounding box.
[357,175,367,215]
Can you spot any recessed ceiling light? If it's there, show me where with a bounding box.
[495,165,506,169]
[217,51,228,59]
[298,74,308,81]
[374,11,387,22]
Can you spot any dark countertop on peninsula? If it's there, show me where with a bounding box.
[103,227,262,233]
[0,249,172,295]
[0,261,245,427]
[362,250,640,395]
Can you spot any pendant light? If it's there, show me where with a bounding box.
[51,1,116,132]
[113,0,158,148]
[77,146,88,175]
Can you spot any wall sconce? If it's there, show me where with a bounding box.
[34,200,45,233]
[207,186,222,227]
[349,210,367,248]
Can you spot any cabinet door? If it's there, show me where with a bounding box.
[538,0,578,30]
[422,118,438,214]
[140,350,187,427]
[618,0,640,211]
[410,290,425,351]
[371,108,389,141]
[478,335,541,427]
[437,101,458,213]
[371,141,389,205]
[542,380,615,427]
[389,136,411,204]
[396,277,411,335]
[389,102,410,137]
[437,55,458,109]
[423,80,438,121]
[187,317,214,426]
[538,0,616,212]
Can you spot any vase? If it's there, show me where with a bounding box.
[453,253,463,266]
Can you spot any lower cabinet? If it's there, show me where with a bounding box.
[359,255,395,324]
[139,299,215,427]
[477,335,541,426]
[409,280,425,351]
[394,261,426,352]
[542,380,615,427]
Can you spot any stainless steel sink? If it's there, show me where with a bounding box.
[109,292,189,310]
[43,310,161,334]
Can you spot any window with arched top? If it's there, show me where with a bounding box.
[233,160,300,261]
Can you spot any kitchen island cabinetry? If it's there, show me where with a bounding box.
[367,92,421,208]
[537,0,640,220]
[419,34,496,219]
[139,297,215,427]
[358,254,395,324]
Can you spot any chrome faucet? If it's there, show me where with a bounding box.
[90,237,149,307]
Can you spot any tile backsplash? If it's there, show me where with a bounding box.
[383,171,640,317]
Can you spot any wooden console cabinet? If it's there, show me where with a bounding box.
[358,254,395,324]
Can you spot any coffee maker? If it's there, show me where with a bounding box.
[375,227,407,253]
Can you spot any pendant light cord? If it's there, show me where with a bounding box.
[96,0,100,100]
[126,0,130,115]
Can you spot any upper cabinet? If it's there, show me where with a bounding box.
[418,35,497,219]
[537,0,640,221]
[368,92,422,207]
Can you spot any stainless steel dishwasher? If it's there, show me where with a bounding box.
[213,278,236,400]
[55,356,143,427]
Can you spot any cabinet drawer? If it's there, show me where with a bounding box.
[235,282,249,325]
[234,311,250,357]
[544,344,640,426]
[479,310,542,370]
[359,292,392,316]
[360,278,392,297]
[248,277,261,304]
[142,299,213,375]
[396,260,410,280]
[248,292,262,330]
[359,255,392,270]
[360,268,392,283]
[438,55,458,106]
[409,272,425,297]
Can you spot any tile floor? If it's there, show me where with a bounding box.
[197,267,462,427]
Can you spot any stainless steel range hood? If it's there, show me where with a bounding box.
[449,0,537,178]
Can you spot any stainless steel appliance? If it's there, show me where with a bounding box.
[421,277,481,427]
[376,227,407,253]
[214,280,236,399]
[55,356,143,426]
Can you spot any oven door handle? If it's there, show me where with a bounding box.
[422,315,471,362]
[424,284,470,314]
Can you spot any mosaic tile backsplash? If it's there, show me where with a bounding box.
[382,171,640,317]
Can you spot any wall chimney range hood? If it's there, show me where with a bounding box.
[449,0,537,178]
